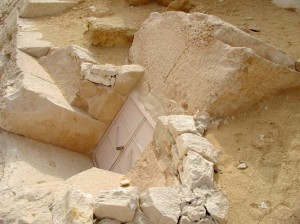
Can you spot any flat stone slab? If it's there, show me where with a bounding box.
[17,31,53,58]
[20,0,77,18]
[88,17,138,47]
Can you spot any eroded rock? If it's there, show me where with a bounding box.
[140,187,181,224]
[94,187,139,222]
[176,133,218,162]
[88,17,138,47]
[181,151,214,190]
[167,115,198,138]
[52,188,94,224]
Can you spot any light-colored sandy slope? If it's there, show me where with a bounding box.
[206,88,300,224]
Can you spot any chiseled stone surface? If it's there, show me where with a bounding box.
[94,187,139,223]
[141,187,181,224]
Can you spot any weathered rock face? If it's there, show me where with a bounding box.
[129,12,300,118]
[39,46,144,125]
[19,0,79,18]
[140,187,181,224]
[93,187,139,222]
[0,129,95,223]
[65,168,124,197]
[52,188,94,224]
[0,50,107,153]
[272,0,300,10]
[87,17,138,47]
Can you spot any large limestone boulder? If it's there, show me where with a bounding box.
[0,50,107,153]
[129,12,300,117]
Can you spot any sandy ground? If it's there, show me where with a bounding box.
[29,1,300,223]
[207,88,300,224]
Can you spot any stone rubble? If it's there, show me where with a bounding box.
[93,187,139,222]
[140,187,181,224]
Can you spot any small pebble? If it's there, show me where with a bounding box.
[120,179,130,187]
[259,202,268,209]
[237,161,247,169]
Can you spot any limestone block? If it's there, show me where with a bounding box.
[127,209,152,224]
[140,187,181,224]
[153,116,175,154]
[193,187,228,224]
[0,50,108,153]
[181,205,206,221]
[177,184,195,207]
[84,87,126,124]
[83,63,118,86]
[88,17,138,47]
[167,115,197,139]
[181,151,214,190]
[113,64,144,96]
[203,190,228,224]
[88,5,113,18]
[20,0,77,18]
[65,168,124,197]
[94,187,139,222]
[98,219,121,224]
[39,45,97,104]
[167,0,193,12]
[176,133,218,163]
[129,12,300,117]
[52,188,94,224]
[17,31,53,58]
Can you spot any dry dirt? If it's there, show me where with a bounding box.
[207,88,300,224]
[29,1,299,223]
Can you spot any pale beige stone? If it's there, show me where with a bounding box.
[52,188,94,224]
[88,17,138,47]
[20,0,77,18]
[17,31,53,58]
[113,64,144,96]
[94,187,139,222]
[176,133,218,162]
[167,115,198,139]
[0,50,107,153]
[65,168,124,197]
[141,187,181,224]
[181,151,214,190]
[129,12,300,118]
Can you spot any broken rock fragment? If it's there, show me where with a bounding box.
[141,187,181,224]
[181,151,214,190]
[52,188,94,224]
[94,187,139,223]
[176,133,218,162]
[167,115,198,139]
